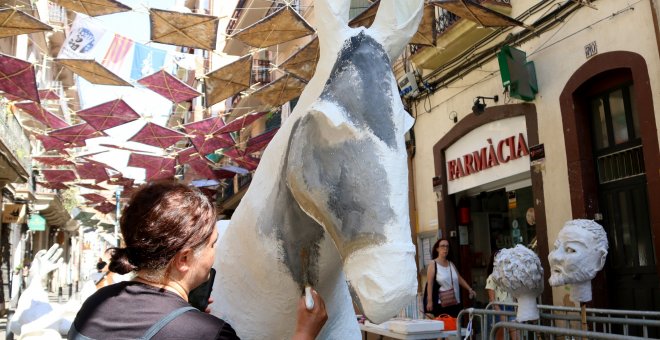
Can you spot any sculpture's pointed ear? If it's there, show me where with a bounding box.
[368,0,424,60]
[315,0,351,49]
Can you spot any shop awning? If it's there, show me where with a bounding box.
[51,0,132,17]
[431,0,526,27]
[203,55,252,107]
[149,8,220,50]
[0,8,53,39]
[55,59,132,86]
[128,122,186,149]
[278,37,319,82]
[77,99,141,131]
[231,6,315,48]
[137,70,201,103]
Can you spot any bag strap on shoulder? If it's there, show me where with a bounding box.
[140,306,198,340]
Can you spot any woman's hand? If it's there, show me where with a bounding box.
[468,288,476,299]
[426,296,432,312]
[292,288,328,340]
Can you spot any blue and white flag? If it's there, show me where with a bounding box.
[131,43,167,80]
[58,16,107,59]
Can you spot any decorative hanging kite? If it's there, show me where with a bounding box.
[48,123,106,147]
[215,112,266,135]
[33,156,74,166]
[51,0,132,17]
[149,8,219,50]
[14,102,69,129]
[75,183,108,191]
[231,6,315,48]
[94,201,116,214]
[408,4,438,46]
[82,193,107,203]
[127,153,176,181]
[278,38,319,82]
[38,89,60,101]
[137,70,201,103]
[247,75,306,109]
[128,122,185,149]
[106,175,134,187]
[203,55,253,107]
[77,99,141,131]
[42,169,77,183]
[98,143,155,153]
[222,148,259,171]
[75,161,110,183]
[244,128,279,154]
[38,182,69,190]
[0,53,40,102]
[431,0,526,27]
[36,135,72,151]
[348,0,378,28]
[183,117,234,155]
[177,147,215,179]
[0,8,53,39]
[55,59,132,86]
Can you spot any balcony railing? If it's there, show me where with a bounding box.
[219,173,252,204]
[0,102,32,173]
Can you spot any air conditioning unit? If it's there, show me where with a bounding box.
[398,71,419,98]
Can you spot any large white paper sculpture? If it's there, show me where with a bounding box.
[491,245,544,322]
[548,219,608,303]
[212,0,424,338]
[9,244,81,336]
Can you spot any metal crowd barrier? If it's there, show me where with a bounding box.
[490,321,650,340]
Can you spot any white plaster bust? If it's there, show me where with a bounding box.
[548,219,608,303]
[491,245,544,322]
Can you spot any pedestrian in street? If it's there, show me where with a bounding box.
[69,180,327,340]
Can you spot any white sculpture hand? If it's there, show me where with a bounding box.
[29,244,64,284]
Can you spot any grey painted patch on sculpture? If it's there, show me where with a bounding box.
[288,114,393,255]
[259,119,325,291]
[320,32,397,148]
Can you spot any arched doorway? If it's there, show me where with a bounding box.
[559,51,660,312]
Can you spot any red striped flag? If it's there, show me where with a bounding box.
[102,34,133,73]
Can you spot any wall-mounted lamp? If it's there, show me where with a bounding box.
[472,95,499,115]
[449,111,458,124]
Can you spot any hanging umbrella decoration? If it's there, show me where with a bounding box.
[14,102,69,129]
[0,8,53,39]
[51,0,132,17]
[183,117,234,155]
[77,99,141,131]
[55,59,132,86]
[138,70,201,103]
[128,122,186,149]
[0,53,40,102]
[127,153,176,181]
[149,8,220,50]
[203,54,253,107]
[48,123,106,148]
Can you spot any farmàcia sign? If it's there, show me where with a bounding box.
[444,116,530,195]
[447,134,529,181]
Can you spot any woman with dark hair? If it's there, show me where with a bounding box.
[69,181,327,339]
[424,239,475,317]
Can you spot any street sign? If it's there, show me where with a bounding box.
[28,214,46,231]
